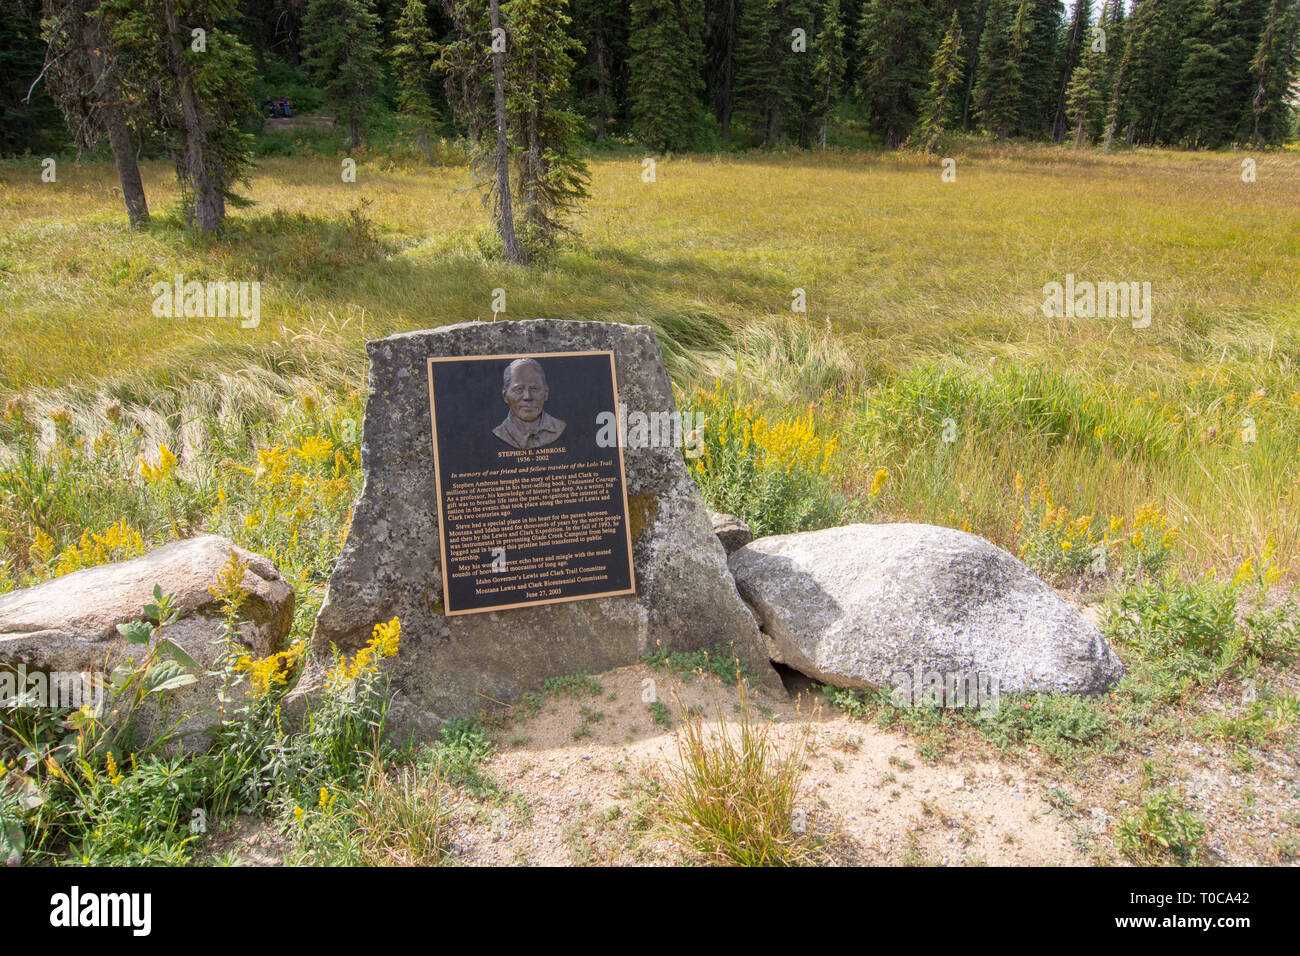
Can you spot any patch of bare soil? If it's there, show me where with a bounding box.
[446,664,1091,866]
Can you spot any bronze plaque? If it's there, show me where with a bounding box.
[427,351,637,615]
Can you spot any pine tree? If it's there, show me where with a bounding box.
[570,0,628,142]
[40,0,149,226]
[1065,34,1103,146]
[303,0,383,150]
[1051,0,1089,141]
[1249,0,1300,144]
[706,0,740,140]
[1016,0,1060,137]
[811,0,847,147]
[439,0,589,260]
[1167,0,1269,147]
[958,0,989,131]
[1115,0,1192,144]
[392,0,438,121]
[441,0,521,261]
[503,0,590,251]
[2,0,65,156]
[1101,0,1135,150]
[857,0,939,147]
[628,0,705,150]
[734,0,815,144]
[972,0,1025,138]
[103,0,254,232]
[912,8,964,151]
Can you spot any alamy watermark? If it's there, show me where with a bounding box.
[1,664,106,709]
[151,273,260,327]
[595,406,706,458]
[1042,273,1152,328]
[889,665,1000,716]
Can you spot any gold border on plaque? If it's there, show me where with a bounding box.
[427,350,638,616]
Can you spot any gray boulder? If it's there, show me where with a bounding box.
[710,512,754,556]
[728,523,1124,695]
[0,535,295,746]
[300,320,779,740]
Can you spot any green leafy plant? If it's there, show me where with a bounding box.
[1118,790,1207,866]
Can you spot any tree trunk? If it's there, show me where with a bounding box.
[489,0,523,264]
[961,0,986,132]
[1053,1,1087,143]
[594,12,608,142]
[80,0,148,227]
[1102,53,1129,152]
[767,106,781,144]
[718,0,737,141]
[163,0,223,231]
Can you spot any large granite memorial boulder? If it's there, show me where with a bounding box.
[299,320,778,739]
[729,523,1124,695]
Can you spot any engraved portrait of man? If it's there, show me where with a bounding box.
[493,357,566,450]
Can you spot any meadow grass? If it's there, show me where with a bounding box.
[5,141,1297,865]
[2,143,1296,574]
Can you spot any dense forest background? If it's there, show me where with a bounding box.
[3,0,1298,162]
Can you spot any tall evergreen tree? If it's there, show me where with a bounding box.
[104,0,254,232]
[570,0,628,141]
[1096,0,1136,150]
[439,0,589,260]
[735,0,815,144]
[1249,0,1300,144]
[912,7,964,151]
[1051,0,1089,141]
[1016,0,1060,137]
[1168,0,1267,147]
[1064,2,1108,146]
[856,0,938,147]
[392,0,439,121]
[811,0,848,147]
[958,0,988,130]
[705,0,740,140]
[441,0,521,260]
[303,0,383,149]
[503,0,590,251]
[1116,0,1192,144]
[40,0,150,226]
[972,0,1025,138]
[5,0,65,156]
[628,0,705,150]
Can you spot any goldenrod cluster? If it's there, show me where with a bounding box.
[137,443,178,484]
[50,517,146,577]
[234,642,305,698]
[699,384,837,476]
[327,617,401,685]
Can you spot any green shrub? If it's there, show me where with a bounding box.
[682,384,855,536]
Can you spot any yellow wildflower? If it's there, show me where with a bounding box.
[327,617,401,685]
[869,468,889,497]
[138,443,178,483]
[295,434,333,464]
[1232,558,1254,587]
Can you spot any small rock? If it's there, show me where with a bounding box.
[710,512,754,556]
